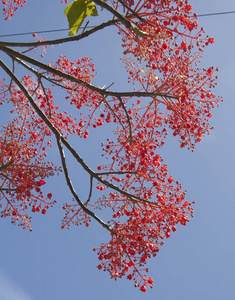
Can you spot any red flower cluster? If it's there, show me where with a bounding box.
[0,117,59,230]
[0,77,63,230]
[2,0,27,20]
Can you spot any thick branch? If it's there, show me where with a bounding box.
[0,159,14,171]
[93,0,149,37]
[0,20,118,48]
[13,56,62,85]
[0,45,178,100]
[93,0,134,30]
[0,188,17,191]
[117,0,147,24]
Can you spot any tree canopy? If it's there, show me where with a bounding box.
[0,0,221,292]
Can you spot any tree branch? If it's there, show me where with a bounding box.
[0,159,14,171]
[85,175,93,205]
[0,59,160,210]
[56,135,112,232]
[101,96,126,131]
[95,171,136,175]
[93,0,149,36]
[0,20,118,48]
[117,0,148,24]
[0,45,178,100]
[0,188,17,191]
[117,96,133,141]
[93,0,135,29]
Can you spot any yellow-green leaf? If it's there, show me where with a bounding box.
[64,0,98,36]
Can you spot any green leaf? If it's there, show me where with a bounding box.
[64,0,98,36]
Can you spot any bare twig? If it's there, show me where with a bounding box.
[117,96,132,141]
[101,96,126,131]
[85,175,93,205]
[95,171,136,175]
[37,77,52,117]
[9,56,15,90]
[56,135,112,232]
[81,21,90,34]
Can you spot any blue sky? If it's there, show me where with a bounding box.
[1,0,235,299]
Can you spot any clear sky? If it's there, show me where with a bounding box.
[1,1,235,299]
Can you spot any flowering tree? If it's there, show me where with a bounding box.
[0,0,221,292]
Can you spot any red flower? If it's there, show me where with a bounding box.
[206,67,213,76]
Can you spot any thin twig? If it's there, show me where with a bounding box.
[56,135,112,232]
[9,57,15,90]
[117,96,132,141]
[102,96,126,131]
[95,171,137,175]
[37,76,52,117]
[85,175,93,205]
[81,21,90,34]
